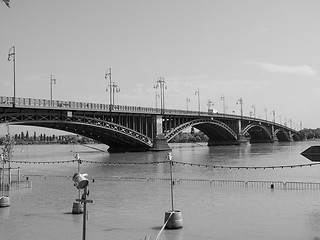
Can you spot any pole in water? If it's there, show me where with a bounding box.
[163,152,183,229]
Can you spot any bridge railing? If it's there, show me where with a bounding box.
[1,96,209,116]
[0,96,297,132]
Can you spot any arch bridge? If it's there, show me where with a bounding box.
[0,96,300,152]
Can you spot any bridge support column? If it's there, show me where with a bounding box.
[237,119,247,144]
[237,133,248,144]
[150,115,171,151]
[151,134,171,151]
[271,125,278,143]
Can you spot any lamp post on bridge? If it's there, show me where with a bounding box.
[186,97,190,112]
[271,110,276,123]
[110,82,120,107]
[105,68,112,110]
[252,105,256,118]
[154,77,167,115]
[155,92,160,109]
[264,108,268,121]
[105,68,120,110]
[221,95,226,114]
[195,88,200,115]
[8,46,16,108]
[50,75,56,106]
[236,98,243,118]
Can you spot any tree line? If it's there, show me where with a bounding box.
[0,131,96,145]
[0,128,318,146]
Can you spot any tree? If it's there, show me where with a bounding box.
[1,133,13,161]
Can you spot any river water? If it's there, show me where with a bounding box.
[1,141,320,240]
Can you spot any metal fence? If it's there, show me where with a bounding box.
[23,175,320,191]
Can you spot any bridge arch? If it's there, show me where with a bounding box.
[242,123,273,143]
[2,112,153,152]
[274,129,291,142]
[166,119,238,144]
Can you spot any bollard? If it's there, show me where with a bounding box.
[164,210,183,229]
[72,202,83,214]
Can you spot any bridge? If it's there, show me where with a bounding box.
[0,96,300,153]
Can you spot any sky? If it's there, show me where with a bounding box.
[0,0,320,135]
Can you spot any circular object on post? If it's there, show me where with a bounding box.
[0,196,10,208]
[72,202,83,214]
[72,173,89,189]
[164,210,183,229]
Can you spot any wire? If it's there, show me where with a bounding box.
[8,159,320,170]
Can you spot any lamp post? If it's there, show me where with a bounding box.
[236,98,243,118]
[110,82,120,107]
[8,46,15,108]
[252,105,256,118]
[50,75,56,106]
[105,68,112,109]
[186,97,190,112]
[221,95,226,114]
[271,110,276,123]
[195,88,200,115]
[155,92,160,109]
[154,77,167,114]
[264,108,268,121]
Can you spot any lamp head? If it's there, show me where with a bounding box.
[72,172,89,189]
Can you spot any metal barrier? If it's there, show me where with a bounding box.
[0,180,32,191]
[23,175,320,191]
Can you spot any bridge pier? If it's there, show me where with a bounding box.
[272,134,279,143]
[237,133,248,144]
[207,140,241,146]
[151,134,171,151]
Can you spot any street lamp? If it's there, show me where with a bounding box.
[220,95,226,114]
[195,88,200,115]
[50,75,56,106]
[110,82,120,107]
[155,92,160,109]
[105,68,112,108]
[105,68,120,110]
[271,110,276,123]
[154,77,167,114]
[252,105,256,118]
[236,98,243,117]
[8,46,15,108]
[264,108,268,121]
[186,97,190,112]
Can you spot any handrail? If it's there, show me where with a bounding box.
[0,96,298,132]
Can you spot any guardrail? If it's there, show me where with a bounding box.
[0,96,298,132]
[0,96,233,117]
[22,175,320,190]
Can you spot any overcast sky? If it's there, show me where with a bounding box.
[0,0,320,135]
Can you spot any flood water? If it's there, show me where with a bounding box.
[1,141,320,240]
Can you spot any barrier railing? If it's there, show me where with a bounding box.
[22,175,320,190]
[0,180,32,191]
[0,95,252,120]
